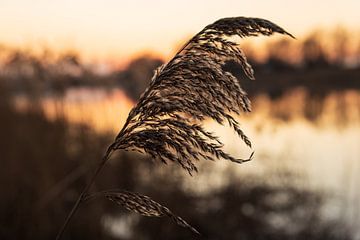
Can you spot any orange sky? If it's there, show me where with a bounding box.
[1,0,359,66]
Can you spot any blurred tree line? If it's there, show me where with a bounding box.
[0,26,359,101]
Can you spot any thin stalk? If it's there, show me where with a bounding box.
[55,144,115,240]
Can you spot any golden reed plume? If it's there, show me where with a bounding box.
[56,16,293,239]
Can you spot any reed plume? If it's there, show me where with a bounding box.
[56,16,293,239]
[85,190,200,234]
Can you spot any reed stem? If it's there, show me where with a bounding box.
[55,145,115,240]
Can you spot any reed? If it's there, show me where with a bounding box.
[56,16,293,239]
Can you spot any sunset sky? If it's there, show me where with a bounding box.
[1,0,359,65]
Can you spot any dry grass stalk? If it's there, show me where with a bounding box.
[114,17,293,174]
[85,190,200,234]
[56,16,293,239]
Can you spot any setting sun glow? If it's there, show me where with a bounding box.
[1,0,359,66]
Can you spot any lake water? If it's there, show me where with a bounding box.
[15,87,360,236]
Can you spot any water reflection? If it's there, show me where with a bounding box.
[13,87,360,238]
